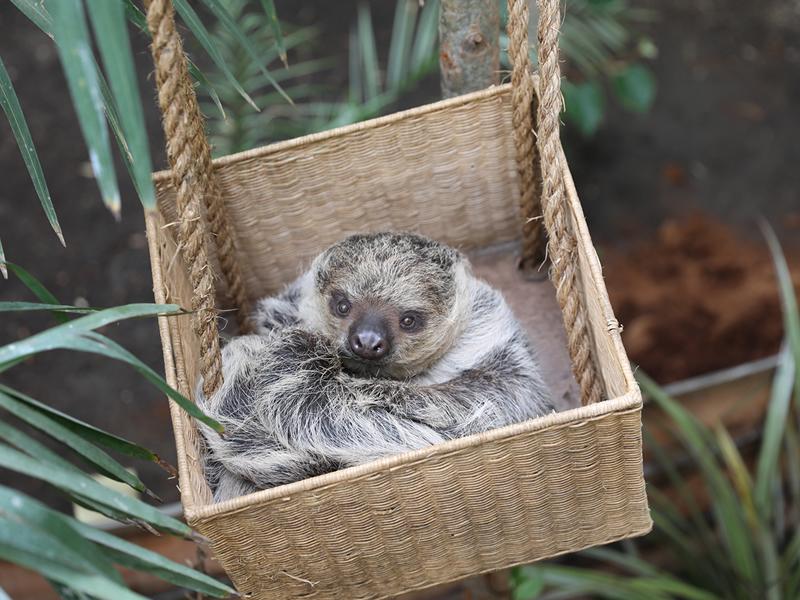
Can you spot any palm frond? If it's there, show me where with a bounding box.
[0,55,62,244]
[0,262,233,596]
[201,0,442,155]
[47,0,120,218]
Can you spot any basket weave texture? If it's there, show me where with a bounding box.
[143,1,652,598]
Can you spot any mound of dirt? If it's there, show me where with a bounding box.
[602,215,799,383]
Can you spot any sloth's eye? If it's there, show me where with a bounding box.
[399,314,417,330]
[335,299,351,316]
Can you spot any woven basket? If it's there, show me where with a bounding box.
[142,1,652,598]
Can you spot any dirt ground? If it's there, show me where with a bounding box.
[0,0,798,518]
[603,214,800,383]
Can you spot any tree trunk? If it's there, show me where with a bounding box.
[439,0,500,98]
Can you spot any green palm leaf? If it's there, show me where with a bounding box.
[77,520,234,596]
[638,371,759,585]
[259,0,288,67]
[0,486,122,585]
[2,486,235,598]
[762,222,800,401]
[0,418,83,475]
[410,0,439,73]
[0,303,223,433]
[0,390,157,500]
[387,0,417,89]
[173,0,258,111]
[0,519,145,600]
[0,55,63,245]
[13,0,162,209]
[87,0,156,209]
[9,0,53,35]
[521,563,715,600]
[199,0,291,105]
[0,301,97,314]
[754,347,795,516]
[5,261,67,320]
[0,383,175,474]
[47,0,120,218]
[356,2,380,102]
[0,444,191,538]
[2,264,196,465]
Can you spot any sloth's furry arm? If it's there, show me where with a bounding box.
[200,326,550,469]
[350,331,551,437]
[251,276,305,333]
[198,330,448,493]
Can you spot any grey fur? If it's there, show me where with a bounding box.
[198,232,554,502]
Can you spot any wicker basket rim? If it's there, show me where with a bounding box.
[188,388,642,521]
[147,81,639,520]
[151,83,515,185]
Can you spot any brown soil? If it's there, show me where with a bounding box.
[602,215,800,383]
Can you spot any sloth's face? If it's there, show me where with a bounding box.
[311,232,467,379]
[326,288,428,377]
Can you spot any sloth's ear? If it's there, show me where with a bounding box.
[429,245,464,272]
[312,251,334,291]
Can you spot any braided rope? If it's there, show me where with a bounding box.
[507,0,545,268]
[146,1,252,332]
[199,154,253,335]
[531,0,603,405]
[146,0,245,396]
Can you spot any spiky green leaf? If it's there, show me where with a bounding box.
[0,519,145,600]
[0,302,97,314]
[410,0,439,73]
[754,347,795,516]
[0,55,63,244]
[258,0,287,67]
[0,390,155,498]
[357,2,380,101]
[47,0,120,217]
[0,383,174,473]
[87,0,156,208]
[762,222,800,402]
[638,370,759,585]
[387,0,418,89]
[173,0,258,111]
[75,520,234,597]
[0,417,81,474]
[0,443,191,537]
[199,0,291,105]
[0,486,121,584]
[0,304,223,433]
[10,0,54,36]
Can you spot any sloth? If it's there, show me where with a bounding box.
[198,232,554,501]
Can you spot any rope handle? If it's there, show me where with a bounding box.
[145,0,251,397]
[146,0,602,405]
[507,0,604,405]
[507,0,544,269]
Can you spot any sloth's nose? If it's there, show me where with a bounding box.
[349,328,389,360]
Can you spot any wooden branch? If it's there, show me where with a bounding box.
[439,0,500,98]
